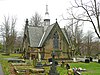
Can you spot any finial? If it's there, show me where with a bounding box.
[45,4,49,14]
[46,5,48,12]
[56,18,57,22]
[26,18,28,25]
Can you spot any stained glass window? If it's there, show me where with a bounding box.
[53,31,59,49]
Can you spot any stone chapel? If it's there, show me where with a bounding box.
[22,5,72,59]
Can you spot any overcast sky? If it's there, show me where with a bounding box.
[0,0,70,31]
[0,0,95,36]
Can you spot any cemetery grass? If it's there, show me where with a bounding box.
[0,53,100,75]
[0,53,21,75]
[42,61,100,75]
[43,62,100,75]
[70,62,100,75]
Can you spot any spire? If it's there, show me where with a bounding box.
[45,5,49,15]
[44,4,50,26]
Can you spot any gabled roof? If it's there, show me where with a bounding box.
[38,22,71,47]
[28,22,70,48]
[38,23,55,47]
[61,28,70,45]
[28,26,44,47]
[61,28,73,47]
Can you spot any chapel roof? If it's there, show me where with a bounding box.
[28,22,70,48]
[28,22,56,47]
[38,23,55,47]
[28,26,44,47]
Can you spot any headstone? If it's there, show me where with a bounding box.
[73,58,76,62]
[48,51,59,75]
[98,59,100,63]
[61,61,65,68]
[85,59,90,63]
[66,63,70,70]
[90,57,93,62]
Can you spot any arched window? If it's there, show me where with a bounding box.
[53,31,59,49]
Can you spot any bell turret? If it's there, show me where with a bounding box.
[44,5,50,26]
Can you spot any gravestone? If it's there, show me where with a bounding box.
[48,51,59,75]
[66,63,70,70]
[85,59,90,63]
[73,58,76,62]
[98,59,100,63]
[90,57,93,62]
[61,61,65,68]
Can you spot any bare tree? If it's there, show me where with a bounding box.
[92,39,100,56]
[1,16,10,53]
[10,17,17,53]
[65,20,84,57]
[1,16,17,54]
[67,0,100,38]
[83,31,93,57]
[30,12,42,26]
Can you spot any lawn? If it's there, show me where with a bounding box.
[0,53,100,75]
[44,62,100,75]
[70,62,100,75]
